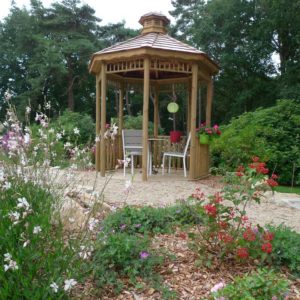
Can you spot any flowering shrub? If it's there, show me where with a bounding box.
[188,157,278,264]
[196,123,221,138]
[0,93,98,298]
[210,268,290,300]
[92,232,163,292]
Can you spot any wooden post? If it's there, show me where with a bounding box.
[95,74,101,171]
[153,85,159,167]
[206,79,213,126]
[142,57,150,181]
[100,62,107,177]
[118,82,124,159]
[189,64,198,180]
[187,81,191,133]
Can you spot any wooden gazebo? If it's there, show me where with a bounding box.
[89,12,219,181]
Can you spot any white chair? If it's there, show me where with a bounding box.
[162,133,191,177]
[122,129,143,175]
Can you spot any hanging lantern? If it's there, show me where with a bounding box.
[167,102,179,113]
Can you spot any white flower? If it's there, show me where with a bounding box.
[23,240,30,248]
[79,245,93,260]
[0,169,5,182]
[64,279,77,291]
[124,157,131,167]
[33,226,42,234]
[50,282,59,293]
[73,127,80,135]
[43,159,51,167]
[56,133,62,140]
[17,197,30,210]
[88,218,99,231]
[64,142,72,148]
[95,136,100,142]
[3,181,11,190]
[4,90,12,101]
[24,133,31,145]
[48,128,55,134]
[4,253,12,262]
[25,106,31,114]
[3,253,18,272]
[124,179,133,194]
[8,211,20,225]
[45,102,51,110]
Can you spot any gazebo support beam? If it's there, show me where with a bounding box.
[206,79,213,126]
[189,64,198,180]
[100,62,107,177]
[95,75,101,171]
[153,85,159,168]
[118,82,124,159]
[142,57,150,181]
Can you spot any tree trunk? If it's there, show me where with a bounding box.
[67,59,74,111]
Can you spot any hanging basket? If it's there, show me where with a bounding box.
[167,102,179,113]
[170,131,182,143]
[199,134,209,145]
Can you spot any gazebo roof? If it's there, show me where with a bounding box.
[95,32,204,56]
[89,13,219,76]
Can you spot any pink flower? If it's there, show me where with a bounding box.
[211,282,226,293]
[139,251,149,259]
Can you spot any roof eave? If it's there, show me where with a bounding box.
[89,47,219,75]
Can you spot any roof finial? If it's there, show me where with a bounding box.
[139,12,170,35]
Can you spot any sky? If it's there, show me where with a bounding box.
[0,0,175,29]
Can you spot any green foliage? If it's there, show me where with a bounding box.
[211,100,300,184]
[267,225,300,276]
[52,110,95,145]
[102,204,202,235]
[93,232,163,292]
[171,0,300,123]
[0,179,79,299]
[123,113,164,135]
[212,268,289,300]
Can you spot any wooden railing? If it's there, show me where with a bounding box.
[103,134,189,171]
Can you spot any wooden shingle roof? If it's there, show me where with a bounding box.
[95,32,204,55]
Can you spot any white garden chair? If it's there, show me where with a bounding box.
[162,132,191,177]
[122,129,143,175]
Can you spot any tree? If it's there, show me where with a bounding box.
[170,0,300,123]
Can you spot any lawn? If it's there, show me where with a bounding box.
[275,186,300,195]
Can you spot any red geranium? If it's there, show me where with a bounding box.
[218,232,233,243]
[266,178,278,187]
[237,247,249,259]
[263,232,274,241]
[243,228,256,242]
[261,242,272,253]
[204,204,217,217]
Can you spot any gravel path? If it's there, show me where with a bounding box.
[64,169,300,232]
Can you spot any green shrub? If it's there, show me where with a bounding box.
[53,110,95,145]
[267,224,300,276]
[124,113,164,135]
[93,232,163,292]
[211,99,300,185]
[102,204,202,235]
[211,268,289,300]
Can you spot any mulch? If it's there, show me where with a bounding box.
[75,228,300,300]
